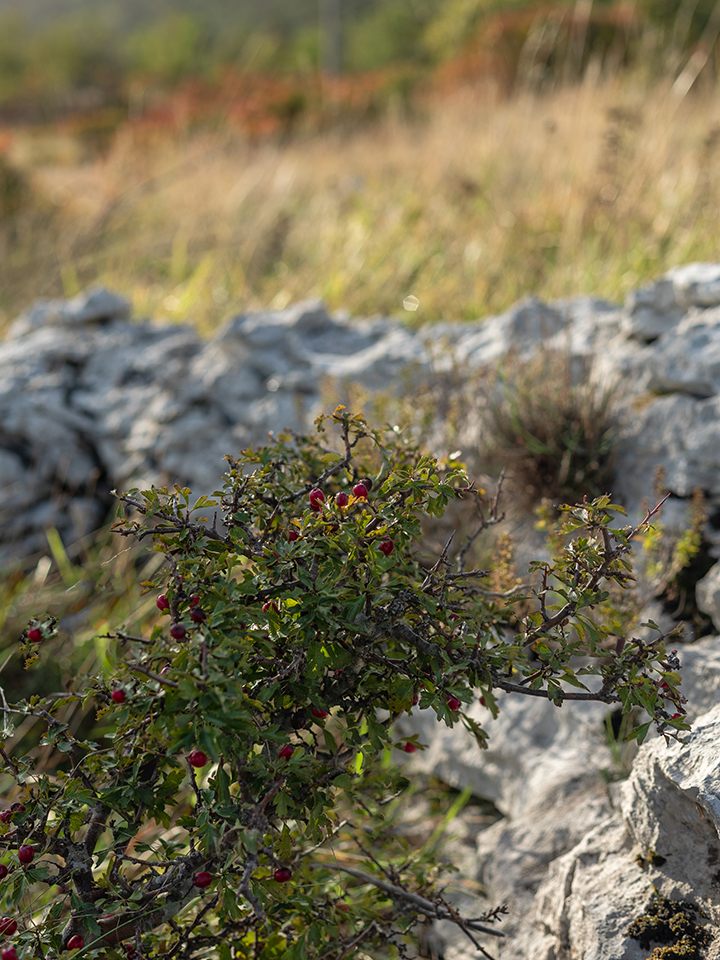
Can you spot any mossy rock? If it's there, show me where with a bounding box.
[627,893,712,959]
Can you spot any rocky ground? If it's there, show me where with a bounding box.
[6,263,720,957]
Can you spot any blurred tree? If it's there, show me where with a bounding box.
[0,12,29,104]
[636,0,720,46]
[320,0,343,74]
[124,12,210,83]
[27,17,119,90]
[346,0,441,70]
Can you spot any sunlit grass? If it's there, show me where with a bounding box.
[3,73,720,335]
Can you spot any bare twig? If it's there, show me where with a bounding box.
[309,861,504,939]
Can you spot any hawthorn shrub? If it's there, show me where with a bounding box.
[2,409,688,959]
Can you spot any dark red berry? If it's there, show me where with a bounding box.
[279,744,295,761]
[10,804,24,814]
[352,483,368,499]
[189,595,201,606]
[287,529,299,542]
[156,595,170,612]
[17,845,33,865]
[262,601,278,615]
[2,945,18,960]
[0,919,17,936]
[169,623,187,640]
[403,742,418,753]
[111,689,126,705]
[187,750,208,768]
[379,539,394,556]
[446,696,461,712]
[0,812,11,824]
[189,607,206,623]
[308,488,325,505]
[193,871,213,888]
[27,628,42,643]
[67,935,84,950]
[273,867,292,882]
[0,864,8,879]
[335,492,348,507]
[311,707,328,720]
[412,693,419,705]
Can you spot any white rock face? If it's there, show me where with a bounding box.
[696,566,720,631]
[397,637,720,958]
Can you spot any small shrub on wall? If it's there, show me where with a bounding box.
[482,349,617,507]
[0,409,686,958]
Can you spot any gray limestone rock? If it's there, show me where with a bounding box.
[9,287,131,338]
[622,277,684,342]
[696,566,720,632]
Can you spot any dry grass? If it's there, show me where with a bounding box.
[480,349,617,507]
[3,74,720,334]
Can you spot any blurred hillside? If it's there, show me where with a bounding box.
[2,0,720,333]
[2,0,720,121]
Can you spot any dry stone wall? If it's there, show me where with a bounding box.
[7,262,720,569]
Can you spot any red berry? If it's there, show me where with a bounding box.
[403,742,418,753]
[412,693,419,705]
[193,871,213,888]
[0,812,11,824]
[311,706,329,720]
[287,529,299,542]
[10,804,24,814]
[671,712,683,719]
[279,744,295,761]
[480,696,486,706]
[335,491,348,507]
[337,903,350,912]
[17,845,33,865]
[379,539,394,556]
[0,864,8,879]
[27,628,42,643]
[111,689,126,705]
[187,750,208,768]
[273,867,292,882]
[446,696,461,712]
[352,483,368,499]
[262,601,278,615]
[67,935,85,950]
[2,946,18,960]
[189,595,201,606]
[0,918,16,936]
[156,595,170,612]
[169,623,187,640]
[308,488,325,505]
[189,607,206,623]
